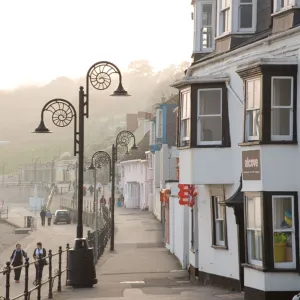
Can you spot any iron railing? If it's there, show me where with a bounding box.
[86,205,111,264]
[0,244,69,300]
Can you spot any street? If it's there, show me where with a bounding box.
[54,207,244,300]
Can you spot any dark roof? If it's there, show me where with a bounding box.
[120,132,150,162]
[225,174,243,208]
[192,29,273,67]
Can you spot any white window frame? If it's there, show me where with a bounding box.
[180,89,191,144]
[272,195,296,269]
[197,88,222,145]
[245,77,261,142]
[218,0,231,36]
[232,0,256,32]
[212,196,226,246]
[273,0,300,13]
[195,1,216,52]
[271,76,294,141]
[246,194,263,266]
[147,153,153,169]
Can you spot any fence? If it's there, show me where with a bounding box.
[60,196,111,265]
[86,205,111,264]
[0,244,69,300]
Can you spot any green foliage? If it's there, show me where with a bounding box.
[274,232,288,244]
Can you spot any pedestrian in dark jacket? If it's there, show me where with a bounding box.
[10,243,27,283]
[40,210,46,226]
[33,242,47,284]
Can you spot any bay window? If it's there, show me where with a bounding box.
[273,0,300,13]
[244,191,299,271]
[237,63,297,145]
[211,196,227,247]
[271,77,293,141]
[180,89,191,146]
[197,89,222,145]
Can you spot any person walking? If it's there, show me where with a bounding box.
[46,210,52,226]
[10,244,27,283]
[100,195,106,205]
[89,185,94,197]
[33,242,47,285]
[40,209,46,226]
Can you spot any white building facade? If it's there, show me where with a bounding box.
[173,1,300,299]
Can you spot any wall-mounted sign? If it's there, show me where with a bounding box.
[242,150,261,180]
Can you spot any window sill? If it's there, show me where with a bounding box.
[239,140,297,147]
[215,31,255,41]
[193,144,231,149]
[211,245,228,250]
[177,146,191,150]
[242,263,266,272]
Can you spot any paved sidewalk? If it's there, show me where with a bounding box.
[55,207,244,300]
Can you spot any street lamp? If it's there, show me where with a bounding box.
[32,61,130,287]
[88,150,111,263]
[110,130,138,251]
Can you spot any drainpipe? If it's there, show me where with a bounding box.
[226,81,243,106]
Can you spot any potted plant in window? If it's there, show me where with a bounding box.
[274,232,288,262]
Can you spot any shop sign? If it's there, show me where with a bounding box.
[242,150,261,180]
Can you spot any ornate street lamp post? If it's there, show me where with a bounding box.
[88,131,137,252]
[88,150,111,263]
[32,61,129,287]
[110,130,138,251]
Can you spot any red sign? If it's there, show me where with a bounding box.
[178,184,197,207]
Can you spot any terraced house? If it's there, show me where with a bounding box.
[172,1,300,299]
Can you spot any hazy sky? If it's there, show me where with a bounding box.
[0,0,193,90]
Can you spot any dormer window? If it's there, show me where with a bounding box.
[273,0,300,13]
[217,0,256,37]
[193,0,216,53]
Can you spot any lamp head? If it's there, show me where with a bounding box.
[110,83,130,97]
[32,120,52,133]
[131,143,138,151]
[88,162,96,170]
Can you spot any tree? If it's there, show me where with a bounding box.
[127,60,153,76]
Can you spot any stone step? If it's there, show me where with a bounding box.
[14,228,31,234]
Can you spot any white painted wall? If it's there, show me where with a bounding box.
[167,182,190,269]
[120,160,148,210]
[179,25,300,293]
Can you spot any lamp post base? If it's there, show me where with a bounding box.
[67,238,98,287]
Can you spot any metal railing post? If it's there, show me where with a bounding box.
[24,257,29,300]
[57,246,62,292]
[66,243,70,286]
[48,249,53,299]
[5,261,11,300]
[37,254,42,300]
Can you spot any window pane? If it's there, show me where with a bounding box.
[273,197,293,230]
[272,78,292,107]
[202,4,212,26]
[248,230,262,261]
[247,196,261,229]
[199,116,222,141]
[199,90,221,115]
[246,109,260,137]
[240,4,253,28]
[271,108,291,136]
[246,79,260,109]
[201,27,213,49]
[216,220,224,241]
